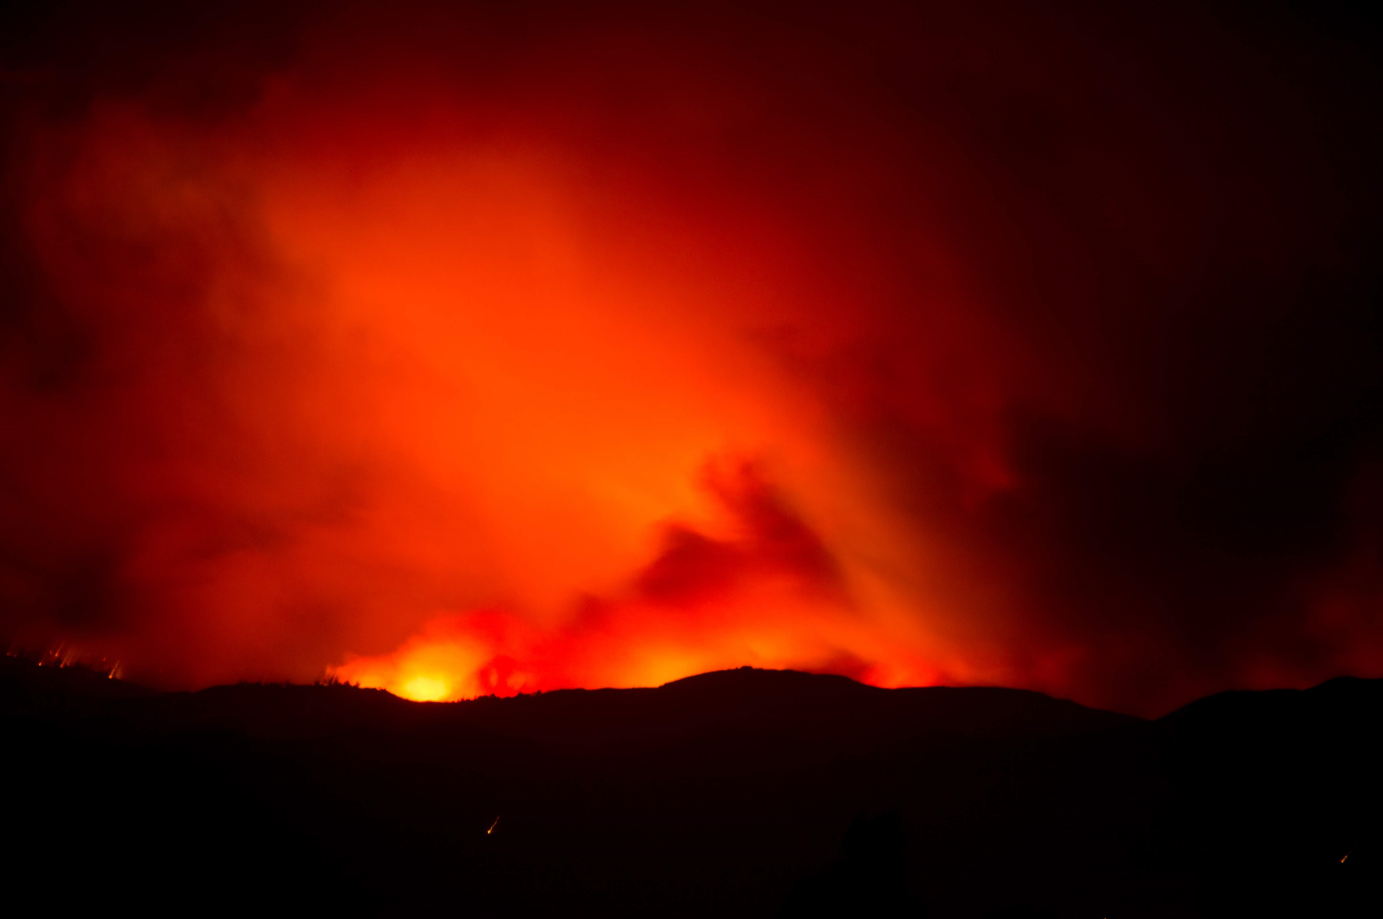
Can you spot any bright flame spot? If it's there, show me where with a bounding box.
[332,621,500,700]
[487,815,500,834]
[400,676,450,701]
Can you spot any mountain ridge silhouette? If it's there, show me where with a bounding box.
[4,655,1378,917]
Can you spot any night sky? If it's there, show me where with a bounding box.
[2,0,1381,715]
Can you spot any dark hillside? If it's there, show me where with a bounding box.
[4,656,1379,917]
[1159,677,1383,917]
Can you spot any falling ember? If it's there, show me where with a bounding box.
[488,816,500,835]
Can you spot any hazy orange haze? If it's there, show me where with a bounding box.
[4,2,1383,715]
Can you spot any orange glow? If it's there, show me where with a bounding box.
[6,3,1382,719]
[15,74,1004,704]
[400,676,450,702]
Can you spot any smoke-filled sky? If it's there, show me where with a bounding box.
[2,0,1380,714]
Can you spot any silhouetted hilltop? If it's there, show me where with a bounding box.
[1161,673,1383,726]
[440,667,1139,768]
[0,651,158,704]
[3,654,1379,917]
[3,656,1136,760]
[1159,676,1383,918]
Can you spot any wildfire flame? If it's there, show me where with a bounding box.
[4,1,1380,719]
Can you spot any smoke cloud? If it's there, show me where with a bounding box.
[3,0,1381,714]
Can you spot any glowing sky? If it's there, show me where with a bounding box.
[3,1,1381,714]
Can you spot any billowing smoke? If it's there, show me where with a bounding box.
[3,0,1381,714]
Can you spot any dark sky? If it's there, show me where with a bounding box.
[2,0,1381,714]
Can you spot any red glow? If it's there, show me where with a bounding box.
[4,3,1382,716]
[6,33,1004,701]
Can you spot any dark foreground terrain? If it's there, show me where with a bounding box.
[3,656,1379,917]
